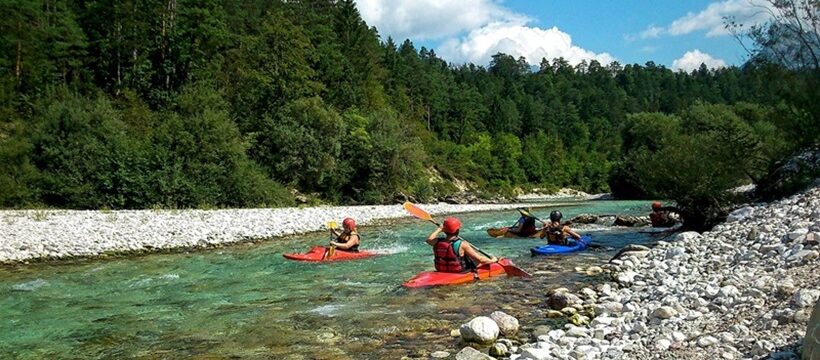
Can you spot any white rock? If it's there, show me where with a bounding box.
[652,306,678,319]
[793,289,820,308]
[666,247,686,259]
[460,316,500,344]
[655,339,672,350]
[489,311,519,336]
[455,346,494,360]
[787,228,809,240]
[565,326,590,338]
[727,207,754,222]
[616,271,638,284]
[518,347,552,360]
[697,336,719,347]
[673,231,703,242]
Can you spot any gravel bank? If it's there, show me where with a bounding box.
[454,186,820,360]
[0,202,554,264]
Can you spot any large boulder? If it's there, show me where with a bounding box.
[610,244,650,261]
[613,215,649,227]
[804,299,820,360]
[489,311,519,336]
[571,214,599,224]
[460,316,500,344]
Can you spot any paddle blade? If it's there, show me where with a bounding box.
[327,221,337,230]
[403,202,433,222]
[518,208,545,224]
[498,258,532,278]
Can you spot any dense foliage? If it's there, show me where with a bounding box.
[0,0,815,211]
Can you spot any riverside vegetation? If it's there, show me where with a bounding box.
[1,0,817,233]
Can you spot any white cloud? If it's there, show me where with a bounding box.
[640,25,664,39]
[668,0,773,37]
[672,50,727,71]
[438,23,615,67]
[626,0,774,41]
[356,0,526,41]
[357,0,613,67]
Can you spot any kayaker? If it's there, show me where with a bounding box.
[330,217,360,252]
[507,208,539,237]
[540,211,581,245]
[650,202,678,228]
[426,217,497,273]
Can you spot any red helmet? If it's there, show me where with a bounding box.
[652,202,662,210]
[342,217,356,230]
[442,217,461,235]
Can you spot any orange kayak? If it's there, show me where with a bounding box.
[402,259,511,288]
[282,246,378,262]
[486,227,544,238]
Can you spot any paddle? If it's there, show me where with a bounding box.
[517,208,546,225]
[324,221,337,260]
[402,202,531,277]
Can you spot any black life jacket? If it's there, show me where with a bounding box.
[514,216,537,235]
[433,237,472,273]
[545,223,567,245]
[335,231,360,252]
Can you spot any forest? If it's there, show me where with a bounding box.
[1,0,817,228]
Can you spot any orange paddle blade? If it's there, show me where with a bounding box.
[403,202,433,222]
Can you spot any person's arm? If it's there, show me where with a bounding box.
[330,228,342,239]
[563,226,582,240]
[460,241,497,264]
[510,217,524,231]
[426,227,443,246]
[331,234,359,250]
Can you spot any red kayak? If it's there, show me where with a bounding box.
[282,246,378,262]
[402,259,512,288]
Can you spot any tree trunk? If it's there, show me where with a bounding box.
[15,21,21,86]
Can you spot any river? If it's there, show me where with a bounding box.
[0,200,657,359]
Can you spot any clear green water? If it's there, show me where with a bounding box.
[0,201,655,359]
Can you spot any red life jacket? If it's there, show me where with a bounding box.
[433,238,471,273]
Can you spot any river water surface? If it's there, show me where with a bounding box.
[0,200,658,359]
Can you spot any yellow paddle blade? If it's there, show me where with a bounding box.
[403,202,433,222]
[327,221,337,230]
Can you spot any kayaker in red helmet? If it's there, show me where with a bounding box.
[330,217,361,252]
[426,217,497,273]
[650,202,678,228]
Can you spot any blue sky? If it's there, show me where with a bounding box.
[356,0,771,71]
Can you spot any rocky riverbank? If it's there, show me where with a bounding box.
[0,202,553,264]
[450,185,820,360]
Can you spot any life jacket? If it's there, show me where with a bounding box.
[433,237,472,273]
[515,216,538,236]
[650,211,677,227]
[545,223,567,245]
[335,231,360,252]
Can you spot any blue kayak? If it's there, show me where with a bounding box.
[530,235,591,256]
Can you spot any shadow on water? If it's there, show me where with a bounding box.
[0,200,656,359]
